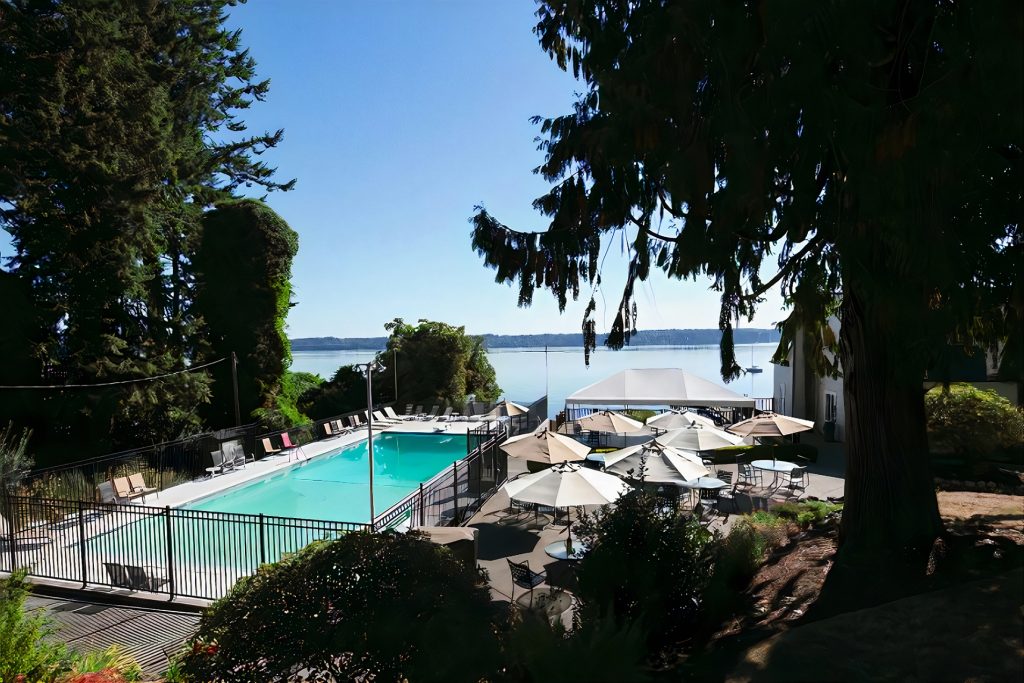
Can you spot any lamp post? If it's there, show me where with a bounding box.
[356,359,386,529]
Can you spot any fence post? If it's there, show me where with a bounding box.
[259,513,266,565]
[164,506,176,600]
[418,483,425,527]
[452,462,459,524]
[6,495,16,573]
[77,500,88,587]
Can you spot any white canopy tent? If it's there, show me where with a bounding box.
[566,368,755,409]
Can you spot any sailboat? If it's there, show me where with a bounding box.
[744,345,762,374]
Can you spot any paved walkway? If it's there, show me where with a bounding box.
[27,593,199,677]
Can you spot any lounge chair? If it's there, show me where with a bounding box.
[206,449,226,476]
[404,404,414,416]
[371,410,400,425]
[0,513,51,548]
[384,406,408,421]
[103,562,132,588]
[128,473,157,501]
[125,564,170,592]
[261,437,282,458]
[96,481,128,504]
[113,477,147,502]
[437,407,453,422]
[322,422,343,439]
[331,419,352,435]
[280,432,304,460]
[414,405,424,417]
[421,405,439,421]
[348,415,362,430]
[223,441,251,468]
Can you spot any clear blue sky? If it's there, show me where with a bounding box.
[2,1,787,339]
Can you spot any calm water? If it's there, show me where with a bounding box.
[291,344,777,415]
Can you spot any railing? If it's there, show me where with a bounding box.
[0,494,368,600]
[374,425,508,531]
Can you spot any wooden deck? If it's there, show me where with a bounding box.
[27,594,200,677]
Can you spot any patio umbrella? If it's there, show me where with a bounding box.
[503,462,632,508]
[601,442,710,484]
[487,399,530,418]
[575,410,646,433]
[500,429,591,465]
[726,412,815,438]
[655,424,744,451]
[646,410,719,431]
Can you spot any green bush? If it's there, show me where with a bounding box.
[180,531,502,682]
[66,645,142,681]
[0,570,73,682]
[574,491,714,652]
[925,383,1024,457]
[623,409,657,423]
[709,442,819,464]
[772,500,843,528]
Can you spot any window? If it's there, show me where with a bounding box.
[824,391,838,422]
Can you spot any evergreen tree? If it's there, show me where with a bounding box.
[470,0,1022,596]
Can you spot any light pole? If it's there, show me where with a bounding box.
[357,359,386,529]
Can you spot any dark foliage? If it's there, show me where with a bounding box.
[180,531,502,683]
[298,365,368,421]
[573,491,714,652]
[194,200,299,427]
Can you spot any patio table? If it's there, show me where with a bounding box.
[543,538,588,561]
[678,476,728,507]
[751,459,800,488]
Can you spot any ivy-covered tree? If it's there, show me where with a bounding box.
[0,0,293,454]
[470,0,1022,591]
[194,200,299,427]
[379,318,501,408]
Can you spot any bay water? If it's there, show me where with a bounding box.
[291,343,778,416]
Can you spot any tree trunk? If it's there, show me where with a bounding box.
[820,279,943,610]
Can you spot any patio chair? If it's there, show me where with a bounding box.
[348,414,363,429]
[113,477,147,502]
[332,419,353,434]
[784,467,808,496]
[437,407,453,422]
[125,564,170,592]
[384,406,407,421]
[0,513,51,548]
[261,437,282,457]
[421,405,439,420]
[715,470,737,513]
[127,473,157,501]
[223,441,251,468]
[280,432,305,460]
[507,558,546,606]
[414,405,424,417]
[371,410,400,426]
[96,481,128,504]
[736,457,762,489]
[206,449,225,477]
[103,562,132,588]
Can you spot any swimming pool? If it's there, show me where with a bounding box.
[188,432,466,523]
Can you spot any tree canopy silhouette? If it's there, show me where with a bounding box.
[470,0,1022,582]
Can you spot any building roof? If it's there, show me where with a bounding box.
[565,368,755,408]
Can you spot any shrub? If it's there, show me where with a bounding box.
[0,570,73,682]
[772,500,843,528]
[708,442,818,464]
[179,531,502,682]
[573,491,714,652]
[64,645,141,682]
[925,383,1024,457]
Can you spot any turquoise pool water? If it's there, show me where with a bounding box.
[189,432,465,522]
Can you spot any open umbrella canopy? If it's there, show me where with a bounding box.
[655,424,744,451]
[646,410,719,431]
[602,442,710,484]
[500,429,591,465]
[575,410,646,433]
[486,399,530,417]
[503,462,632,508]
[727,411,815,438]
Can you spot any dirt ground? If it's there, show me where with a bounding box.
[714,491,1024,638]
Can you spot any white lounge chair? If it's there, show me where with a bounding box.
[384,406,410,421]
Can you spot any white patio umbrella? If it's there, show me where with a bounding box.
[601,442,710,484]
[646,410,719,431]
[655,424,744,452]
[503,462,632,508]
[575,410,645,433]
[500,429,591,465]
[487,399,530,418]
[726,412,815,438]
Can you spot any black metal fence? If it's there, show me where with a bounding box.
[0,494,368,600]
[375,425,508,530]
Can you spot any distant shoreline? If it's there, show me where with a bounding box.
[291,328,781,353]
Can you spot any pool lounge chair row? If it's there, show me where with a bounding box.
[206,440,253,476]
[96,473,158,504]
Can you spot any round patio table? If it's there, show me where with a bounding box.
[516,587,573,624]
[678,476,728,507]
[751,459,799,488]
[543,538,588,561]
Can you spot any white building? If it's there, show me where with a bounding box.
[772,317,845,442]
